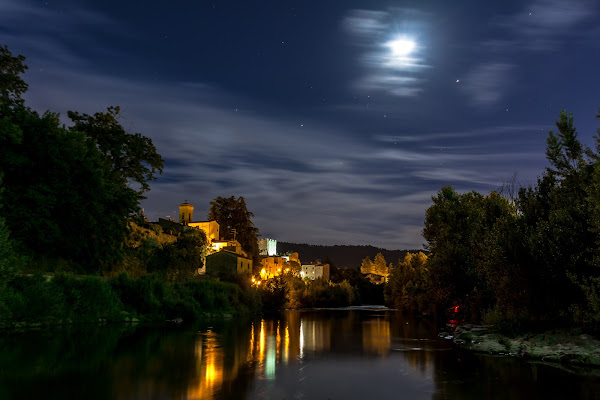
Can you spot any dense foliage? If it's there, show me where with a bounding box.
[0,45,163,272]
[0,272,260,328]
[360,252,390,279]
[256,274,360,311]
[385,252,429,313]
[387,109,600,331]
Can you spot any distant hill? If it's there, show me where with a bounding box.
[277,242,426,269]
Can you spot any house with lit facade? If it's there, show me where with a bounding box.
[260,256,288,279]
[300,262,330,281]
[205,250,253,280]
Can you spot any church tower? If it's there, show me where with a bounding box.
[179,201,194,224]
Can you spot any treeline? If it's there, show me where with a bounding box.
[277,242,416,269]
[257,273,383,311]
[386,110,600,332]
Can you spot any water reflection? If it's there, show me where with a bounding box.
[1,310,599,399]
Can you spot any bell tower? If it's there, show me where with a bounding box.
[179,201,194,224]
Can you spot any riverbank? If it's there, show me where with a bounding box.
[0,273,261,329]
[451,324,600,367]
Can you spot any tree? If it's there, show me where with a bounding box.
[360,256,373,275]
[0,44,27,108]
[207,196,260,266]
[423,186,515,317]
[373,253,389,278]
[153,228,208,281]
[0,174,26,282]
[386,252,429,313]
[68,106,164,194]
[513,110,599,323]
[0,45,162,271]
[0,107,139,270]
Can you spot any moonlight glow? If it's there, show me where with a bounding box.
[386,38,416,57]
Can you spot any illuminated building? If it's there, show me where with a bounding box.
[211,239,247,257]
[178,201,221,243]
[206,250,253,279]
[155,202,255,278]
[259,252,302,279]
[300,262,330,281]
[260,256,287,279]
[258,238,277,256]
[280,252,300,264]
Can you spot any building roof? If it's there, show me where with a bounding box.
[206,250,252,261]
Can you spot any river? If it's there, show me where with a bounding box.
[0,307,598,399]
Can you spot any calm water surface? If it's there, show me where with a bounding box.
[0,307,599,399]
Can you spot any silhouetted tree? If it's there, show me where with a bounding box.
[207,196,260,266]
[0,44,163,271]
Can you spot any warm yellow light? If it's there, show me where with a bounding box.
[205,363,217,382]
[261,268,266,274]
[252,277,255,282]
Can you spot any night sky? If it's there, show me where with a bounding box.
[3,0,599,249]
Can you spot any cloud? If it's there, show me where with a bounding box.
[495,0,594,50]
[343,10,388,38]
[460,62,515,107]
[375,124,546,143]
[461,0,597,107]
[343,8,429,97]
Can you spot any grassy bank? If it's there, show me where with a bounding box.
[0,273,261,329]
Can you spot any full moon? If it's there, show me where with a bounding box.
[386,38,416,57]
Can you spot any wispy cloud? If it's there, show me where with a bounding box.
[375,124,546,143]
[461,0,597,107]
[494,0,594,51]
[461,62,515,107]
[343,8,430,98]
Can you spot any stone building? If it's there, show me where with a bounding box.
[300,262,330,281]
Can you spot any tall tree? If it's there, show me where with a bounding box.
[0,45,163,271]
[423,186,515,317]
[207,196,260,265]
[0,44,27,109]
[373,252,389,278]
[385,252,429,312]
[514,110,598,322]
[68,106,164,194]
[360,256,373,275]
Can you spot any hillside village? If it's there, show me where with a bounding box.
[146,201,332,284]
